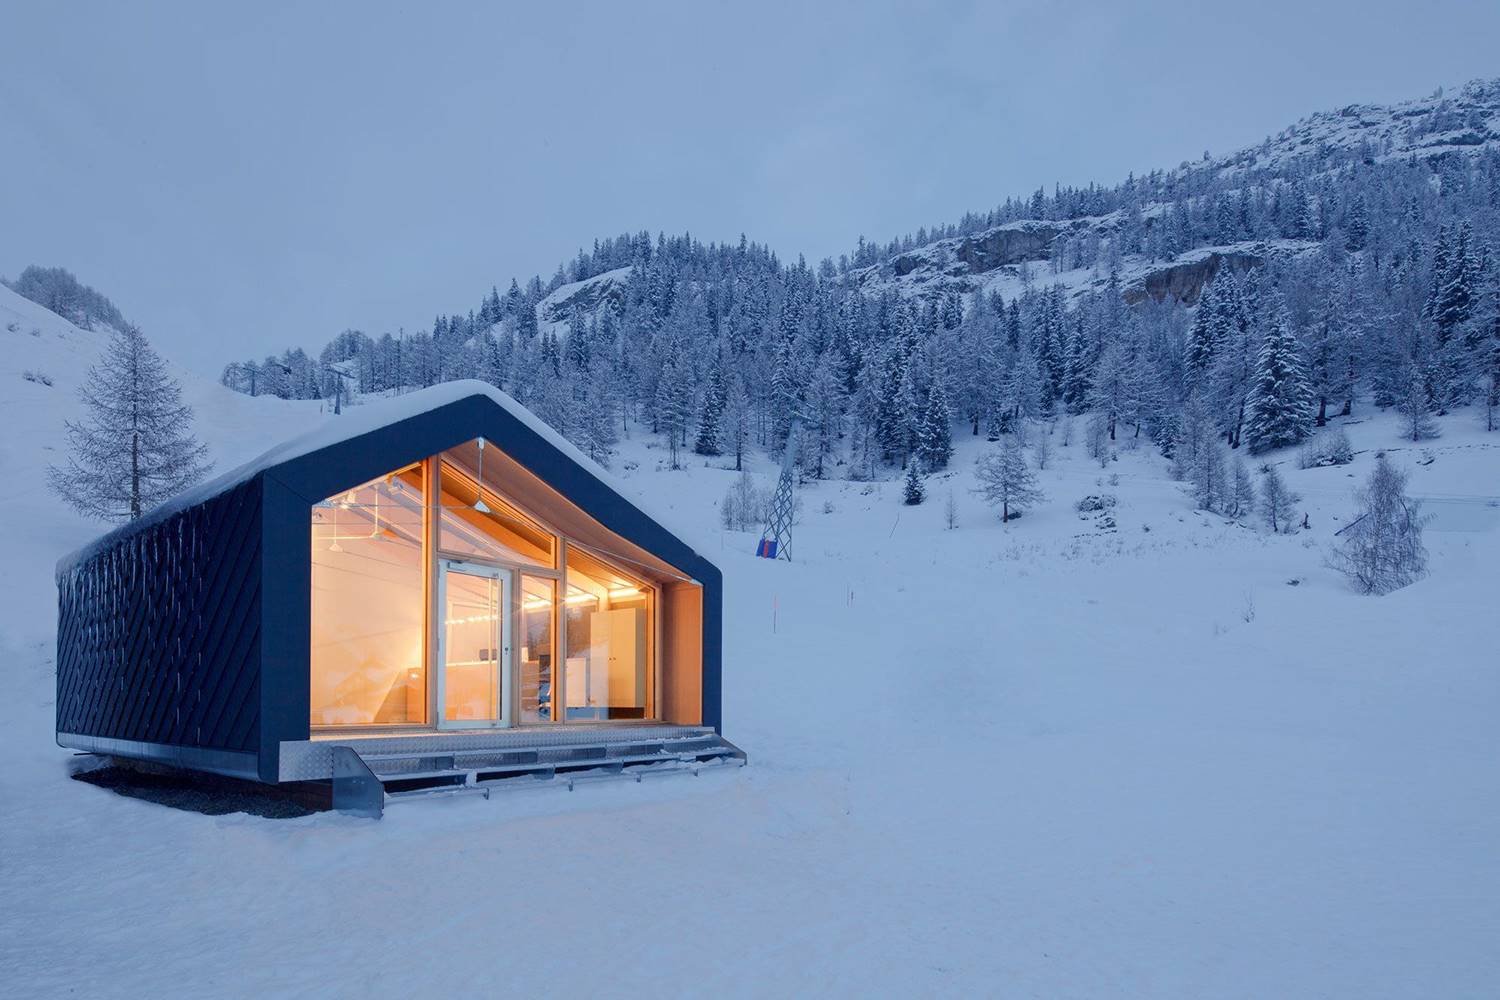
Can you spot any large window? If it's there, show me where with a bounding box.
[310,465,427,726]
[519,575,556,723]
[308,443,663,731]
[563,548,653,721]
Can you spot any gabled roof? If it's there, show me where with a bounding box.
[58,381,717,582]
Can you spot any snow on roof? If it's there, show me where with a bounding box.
[57,380,713,575]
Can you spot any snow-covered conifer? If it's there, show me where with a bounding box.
[693,363,727,456]
[1243,302,1314,453]
[902,461,925,506]
[48,325,212,521]
[915,375,953,472]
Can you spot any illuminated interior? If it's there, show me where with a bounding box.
[309,438,673,731]
[563,547,653,721]
[440,565,504,725]
[310,464,427,726]
[437,469,554,567]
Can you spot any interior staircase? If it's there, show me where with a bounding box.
[330,726,746,818]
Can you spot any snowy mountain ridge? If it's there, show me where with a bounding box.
[528,78,1500,327]
[845,79,1500,307]
[1216,77,1500,175]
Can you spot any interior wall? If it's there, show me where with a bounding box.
[661,582,704,726]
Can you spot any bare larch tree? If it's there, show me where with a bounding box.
[48,324,212,522]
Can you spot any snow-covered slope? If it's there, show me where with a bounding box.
[0,285,323,629]
[3,283,1499,996]
[1221,77,1500,174]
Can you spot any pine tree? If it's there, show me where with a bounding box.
[915,375,953,471]
[902,460,925,506]
[654,353,694,469]
[693,363,727,456]
[1428,222,1479,410]
[1344,194,1368,252]
[1242,303,1314,454]
[48,325,213,521]
[1062,316,1092,415]
[1185,276,1222,386]
[1480,272,1500,432]
[973,436,1043,523]
[874,341,913,464]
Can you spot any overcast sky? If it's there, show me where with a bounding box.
[3,1,1498,375]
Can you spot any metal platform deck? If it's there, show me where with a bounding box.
[282,724,747,818]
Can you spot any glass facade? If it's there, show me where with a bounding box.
[519,575,556,724]
[309,465,427,726]
[440,565,505,726]
[563,548,653,721]
[309,445,657,731]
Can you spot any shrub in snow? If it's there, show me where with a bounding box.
[719,471,765,531]
[1074,494,1117,513]
[1299,427,1355,468]
[973,436,1043,523]
[22,370,53,386]
[48,325,211,522]
[1327,453,1431,595]
[1033,429,1052,470]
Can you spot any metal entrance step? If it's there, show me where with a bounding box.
[330,729,746,818]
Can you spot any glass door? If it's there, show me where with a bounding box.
[437,559,511,729]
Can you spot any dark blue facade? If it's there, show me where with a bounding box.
[56,389,723,783]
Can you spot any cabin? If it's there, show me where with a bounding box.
[55,381,741,816]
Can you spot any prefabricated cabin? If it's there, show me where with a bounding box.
[55,382,731,791]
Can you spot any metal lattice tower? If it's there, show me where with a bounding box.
[756,417,801,561]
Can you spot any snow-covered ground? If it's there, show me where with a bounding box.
[3,286,1499,997]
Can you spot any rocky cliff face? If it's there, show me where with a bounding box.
[535,266,631,334]
[887,220,1074,278]
[1121,241,1319,306]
